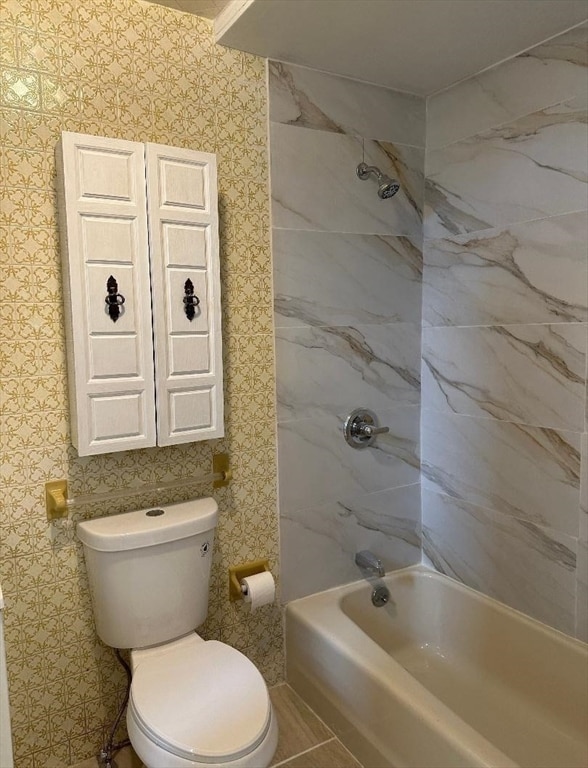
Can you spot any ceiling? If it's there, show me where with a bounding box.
[212,0,588,95]
[151,0,231,20]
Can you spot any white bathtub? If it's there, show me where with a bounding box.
[285,565,588,768]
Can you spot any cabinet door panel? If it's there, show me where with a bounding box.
[169,335,210,376]
[90,392,148,442]
[56,132,156,455]
[89,335,140,379]
[159,158,208,210]
[81,215,136,263]
[146,143,223,445]
[77,147,136,201]
[169,388,213,434]
[162,222,208,268]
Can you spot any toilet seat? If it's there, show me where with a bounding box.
[129,640,272,763]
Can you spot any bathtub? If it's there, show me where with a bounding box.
[285,565,588,768]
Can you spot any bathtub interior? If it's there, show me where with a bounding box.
[290,566,588,768]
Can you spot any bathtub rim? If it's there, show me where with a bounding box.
[286,563,588,652]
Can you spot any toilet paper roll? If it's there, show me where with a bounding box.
[240,571,275,611]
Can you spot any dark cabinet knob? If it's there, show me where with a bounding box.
[183,278,200,321]
[105,275,125,322]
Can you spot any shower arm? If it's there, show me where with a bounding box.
[356,162,384,181]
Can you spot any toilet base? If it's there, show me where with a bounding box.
[127,701,278,768]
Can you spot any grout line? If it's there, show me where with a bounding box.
[421,209,588,238]
[268,57,424,99]
[419,403,586,435]
[282,684,336,739]
[270,737,337,768]
[421,487,579,543]
[268,116,425,150]
[335,735,365,768]
[271,226,424,239]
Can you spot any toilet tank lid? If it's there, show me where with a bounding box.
[76,498,218,552]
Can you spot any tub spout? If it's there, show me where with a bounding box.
[355,550,385,578]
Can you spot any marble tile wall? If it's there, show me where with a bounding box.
[423,22,588,639]
[269,61,426,601]
[0,2,281,766]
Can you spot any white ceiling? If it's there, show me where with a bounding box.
[214,0,588,95]
[151,0,231,20]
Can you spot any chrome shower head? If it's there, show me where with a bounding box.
[377,178,400,199]
[356,162,400,199]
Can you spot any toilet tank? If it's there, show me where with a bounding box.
[77,498,218,649]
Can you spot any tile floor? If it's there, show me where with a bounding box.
[70,683,363,768]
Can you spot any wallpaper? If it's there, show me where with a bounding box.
[0,1,281,766]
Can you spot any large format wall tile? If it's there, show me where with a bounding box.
[577,433,588,640]
[281,483,421,602]
[276,323,421,421]
[585,341,588,433]
[269,60,426,145]
[425,101,588,240]
[423,21,588,644]
[422,490,577,635]
[278,406,420,513]
[422,409,582,535]
[422,323,587,431]
[582,435,588,528]
[273,230,422,328]
[578,537,588,641]
[270,66,425,610]
[427,23,588,149]
[271,123,424,237]
[423,212,588,326]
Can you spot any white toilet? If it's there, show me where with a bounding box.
[77,498,278,768]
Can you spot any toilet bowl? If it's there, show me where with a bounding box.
[126,634,278,768]
[77,498,278,768]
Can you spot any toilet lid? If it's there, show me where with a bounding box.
[130,640,271,763]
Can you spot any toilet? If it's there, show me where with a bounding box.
[77,498,278,768]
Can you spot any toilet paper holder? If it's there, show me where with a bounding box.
[229,559,271,601]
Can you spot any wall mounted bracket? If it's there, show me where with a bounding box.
[46,479,68,521]
[213,452,232,487]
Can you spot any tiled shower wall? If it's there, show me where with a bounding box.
[422,23,588,640]
[269,62,425,601]
[0,2,281,766]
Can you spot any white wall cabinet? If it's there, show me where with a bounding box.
[56,132,223,456]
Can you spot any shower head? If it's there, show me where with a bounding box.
[378,178,401,199]
[356,162,400,199]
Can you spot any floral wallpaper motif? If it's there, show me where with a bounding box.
[0,1,281,765]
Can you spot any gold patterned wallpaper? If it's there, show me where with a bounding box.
[0,0,281,765]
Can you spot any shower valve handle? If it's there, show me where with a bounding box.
[357,422,389,437]
[344,408,389,449]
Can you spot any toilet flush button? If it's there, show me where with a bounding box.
[146,509,164,517]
